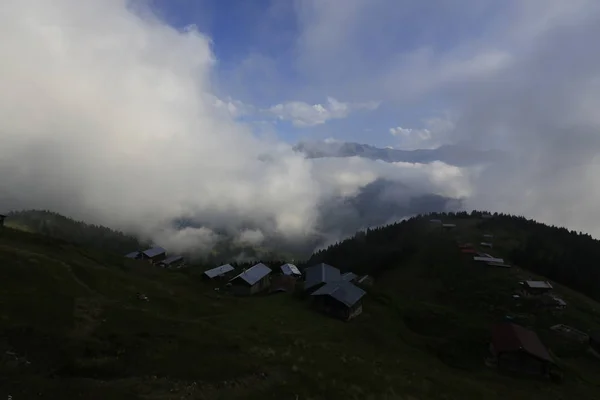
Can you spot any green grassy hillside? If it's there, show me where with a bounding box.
[4,210,144,255]
[2,215,600,399]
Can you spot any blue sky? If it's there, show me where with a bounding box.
[144,0,514,148]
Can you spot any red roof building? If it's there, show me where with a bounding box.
[490,322,554,376]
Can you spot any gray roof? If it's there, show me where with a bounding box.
[161,255,184,265]
[341,272,358,282]
[280,263,302,276]
[311,281,366,307]
[230,263,272,285]
[525,280,553,289]
[125,251,140,259]
[304,263,341,290]
[204,264,235,278]
[142,247,166,258]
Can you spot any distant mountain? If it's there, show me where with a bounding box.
[294,141,504,167]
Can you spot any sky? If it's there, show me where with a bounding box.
[1,0,600,256]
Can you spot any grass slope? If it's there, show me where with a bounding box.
[1,220,600,399]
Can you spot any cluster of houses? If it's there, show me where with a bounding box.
[439,217,600,378]
[201,261,372,321]
[124,246,186,269]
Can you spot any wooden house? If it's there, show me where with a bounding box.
[310,281,366,321]
[159,255,185,269]
[490,322,555,377]
[125,251,141,260]
[228,263,272,296]
[303,263,341,293]
[203,264,235,280]
[523,281,553,296]
[139,247,167,264]
[442,223,456,231]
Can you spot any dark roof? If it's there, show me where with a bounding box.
[204,264,235,278]
[304,263,341,290]
[341,272,358,282]
[311,281,366,307]
[230,263,272,285]
[160,255,184,265]
[491,323,553,363]
[125,251,140,259]
[0,214,6,218]
[142,247,167,258]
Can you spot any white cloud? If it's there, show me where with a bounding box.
[267,96,379,127]
[389,116,455,150]
[235,229,265,246]
[0,0,461,257]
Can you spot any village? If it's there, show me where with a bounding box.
[123,214,600,382]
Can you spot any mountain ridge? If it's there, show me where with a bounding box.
[294,140,504,166]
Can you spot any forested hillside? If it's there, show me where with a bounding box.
[309,211,600,302]
[5,210,144,255]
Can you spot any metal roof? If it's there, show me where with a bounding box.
[204,264,235,278]
[525,281,553,289]
[280,263,301,276]
[161,255,184,265]
[491,322,553,363]
[311,281,366,307]
[304,263,341,290]
[341,272,358,282]
[142,247,166,258]
[230,263,272,285]
[125,251,140,259]
[473,256,504,263]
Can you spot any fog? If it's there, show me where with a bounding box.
[0,0,467,257]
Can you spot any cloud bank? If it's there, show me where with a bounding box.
[0,0,465,257]
[291,0,600,238]
[267,97,379,127]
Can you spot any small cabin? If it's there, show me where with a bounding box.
[280,263,302,278]
[310,281,366,321]
[125,251,141,260]
[159,255,185,269]
[474,256,505,264]
[203,264,235,280]
[523,281,553,296]
[228,263,272,296]
[442,223,456,231]
[490,322,555,377]
[303,263,341,293]
[139,247,167,264]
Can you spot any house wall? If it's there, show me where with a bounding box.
[231,276,271,296]
[313,297,362,321]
